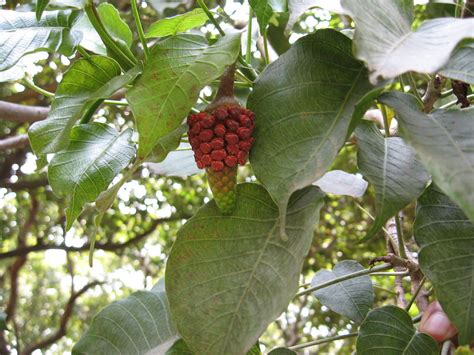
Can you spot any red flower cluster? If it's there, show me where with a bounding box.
[187,106,255,171]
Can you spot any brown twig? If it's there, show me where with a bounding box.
[422,75,445,113]
[0,101,49,123]
[0,135,29,151]
[0,179,48,191]
[20,281,103,355]
[384,217,407,308]
[0,216,186,260]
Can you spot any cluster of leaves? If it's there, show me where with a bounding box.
[0,0,473,354]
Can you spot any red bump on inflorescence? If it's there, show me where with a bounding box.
[210,138,224,150]
[211,161,224,171]
[211,149,226,161]
[214,124,226,137]
[187,106,255,171]
[225,133,239,145]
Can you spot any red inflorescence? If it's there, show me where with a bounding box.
[187,107,255,171]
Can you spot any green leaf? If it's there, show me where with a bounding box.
[166,339,194,355]
[29,56,140,154]
[0,311,7,331]
[148,124,187,163]
[73,11,107,55]
[341,0,474,84]
[97,3,133,49]
[248,29,373,234]
[146,8,208,38]
[439,44,474,85]
[0,10,82,71]
[165,339,262,354]
[166,183,325,355]
[379,91,474,224]
[414,184,474,345]
[355,121,429,241]
[127,33,241,159]
[36,0,50,20]
[268,348,297,355]
[250,0,287,33]
[48,123,136,230]
[311,260,374,324]
[357,305,438,354]
[73,281,178,354]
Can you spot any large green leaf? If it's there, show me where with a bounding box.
[248,29,373,234]
[357,306,438,354]
[341,0,474,84]
[97,3,133,49]
[148,124,187,163]
[379,91,474,223]
[414,184,474,345]
[439,44,474,85]
[73,282,178,354]
[249,0,287,33]
[146,8,208,38]
[127,33,241,159]
[356,121,429,241]
[0,9,82,71]
[165,339,262,355]
[311,260,374,324]
[166,183,324,355]
[29,56,140,154]
[48,123,136,230]
[36,0,50,20]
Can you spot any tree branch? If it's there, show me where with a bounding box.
[20,281,103,355]
[384,217,407,308]
[0,135,29,151]
[0,216,186,260]
[0,179,48,191]
[422,75,445,113]
[0,101,49,123]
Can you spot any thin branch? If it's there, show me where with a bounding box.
[405,276,426,312]
[384,218,407,308]
[0,135,29,151]
[287,332,358,351]
[422,75,445,113]
[0,216,186,260]
[20,281,103,355]
[0,179,48,191]
[0,101,49,123]
[295,263,393,298]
